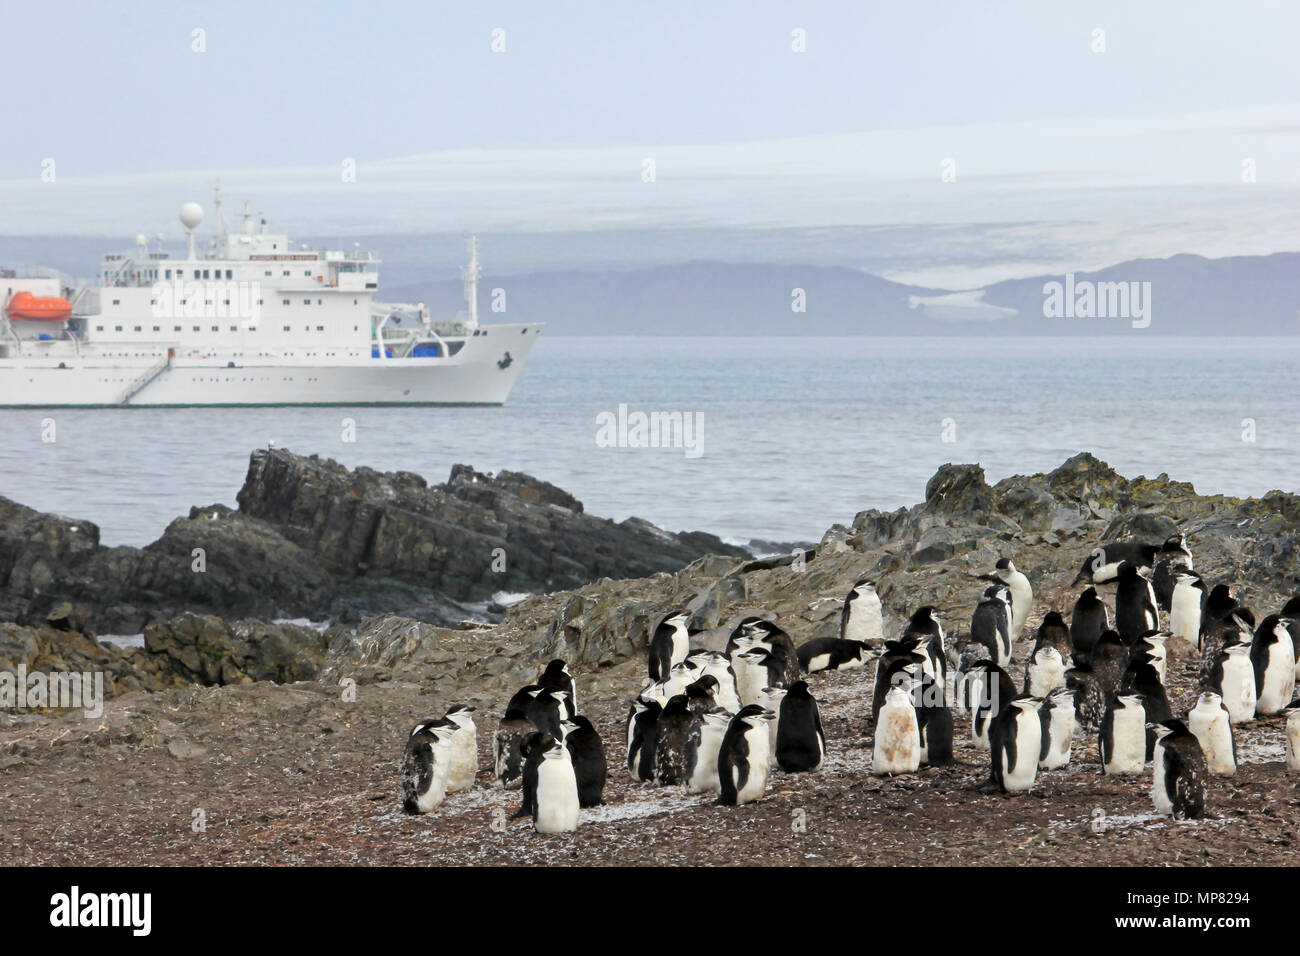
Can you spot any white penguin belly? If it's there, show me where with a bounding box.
[733,659,766,709]
[1027,655,1064,697]
[1105,708,1146,775]
[414,751,452,813]
[1001,713,1041,791]
[734,726,771,804]
[446,724,478,792]
[688,725,726,794]
[534,759,580,833]
[1221,658,1257,723]
[1170,588,1200,644]
[873,703,920,775]
[844,600,883,643]
[1258,647,1297,715]
[1040,707,1074,770]
[1189,708,1235,776]
[1151,742,1173,816]
[1008,575,1032,638]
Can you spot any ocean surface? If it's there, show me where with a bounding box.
[1,336,1298,549]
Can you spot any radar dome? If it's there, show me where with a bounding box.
[179,202,203,230]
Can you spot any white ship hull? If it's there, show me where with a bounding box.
[0,322,539,407]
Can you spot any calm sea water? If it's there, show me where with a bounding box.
[1,336,1298,548]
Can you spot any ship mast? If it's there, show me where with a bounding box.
[211,179,227,251]
[461,236,480,328]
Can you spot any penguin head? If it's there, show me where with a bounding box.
[786,680,812,699]
[1040,610,1066,629]
[660,609,693,631]
[669,661,694,678]
[1047,686,1076,708]
[1280,595,1300,618]
[909,606,942,632]
[734,704,774,726]
[983,584,1011,604]
[847,639,879,663]
[567,715,595,734]
[1194,691,1224,710]
[1117,693,1145,709]
[851,578,877,595]
[687,674,719,695]
[540,737,569,760]
[1116,560,1142,580]
[762,685,789,705]
[443,706,477,728]
[1162,532,1188,552]
[1073,549,1106,585]
[662,694,691,716]
[1078,586,1100,605]
[539,659,570,681]
[702,709,732,728]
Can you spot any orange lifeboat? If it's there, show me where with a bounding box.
[6,291,72,322]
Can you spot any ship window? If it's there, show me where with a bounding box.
[174,326,181,332]
[353,299,358,305]
[203,270,210,279]
[264,271,271,277]
[212,326,219,332]
[114,325,122,331]
[304,270,311,276]
[193,326,200,332]
[317,299,322,305]
[194,270,201,279]
[112,299,120,305]
[165,269,172,279]
[153,325,160,332]
[230,325,238,332]
[282,299,290,306]
[134,325,141,331]
[256,299,263,305]
[283,270,290,276]
[283,325,290,331]
[226,270,233,279]
[96,325,103,331]
[223,299,230,306]
[316,325,324,331]
[303,299,310,305]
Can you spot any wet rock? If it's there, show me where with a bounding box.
[144,613,328,686]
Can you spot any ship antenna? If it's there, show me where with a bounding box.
[212,179,227,247]
[461,236,480,327]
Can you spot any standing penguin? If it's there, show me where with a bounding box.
[529,735,581,834]
[401,720,459,814]
[1114,562,1159,643]
[1130,630,1170,685]
[653,694,695,785]
[494,706,535,790]
[870,642,926,726]
[1099,693,1147,775]
[1200,610,1254,685]
[971,662,1017,751]
[1282,597,1300,681]
[537,659,578,714]
[441,704,479,793]
[1034,611,1073,660]
[1037,688,1076,771]
[1070,587,1111,666]
[840,577,884,644]
[1200,585,1241,649]
[872,683,921,775]
[684,709,732,794]
[649,610,693,682]
[1187,691,1236,776]
[775,681,825,773]
[563,714,606,808]
[1208,642,1257,724]
[990,696,1042,793]
[1151,533,1193,611]
[1169,571,1207,647]
[1123,658,1171,760]
[991,559,1033,641]
[761,685,789,759]
[507,684,570,740]
[1149,720,1207,820]
[626,697,661,781]
[1023,644,1065,697]
[954,637,993,716]
[971,584,1014,666]
[915,671,954,766]
[902,606,947,691]
[745,618,801,687]
[699,652,740,713]
[717,705,775,805]
[1251,614,1297,715]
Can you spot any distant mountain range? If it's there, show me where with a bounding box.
[387,252,1300,335]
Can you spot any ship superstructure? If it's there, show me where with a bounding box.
[0,185,539,406]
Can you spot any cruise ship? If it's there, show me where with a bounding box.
[0,187,541,406]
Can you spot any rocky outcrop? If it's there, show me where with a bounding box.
[234,450,748,601]
[0,449,748,634]
[142,614,330,686]
[0,621,182,700]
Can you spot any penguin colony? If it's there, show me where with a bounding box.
[401,532,1300,834]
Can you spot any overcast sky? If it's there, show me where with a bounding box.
[3,1,1298,285]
